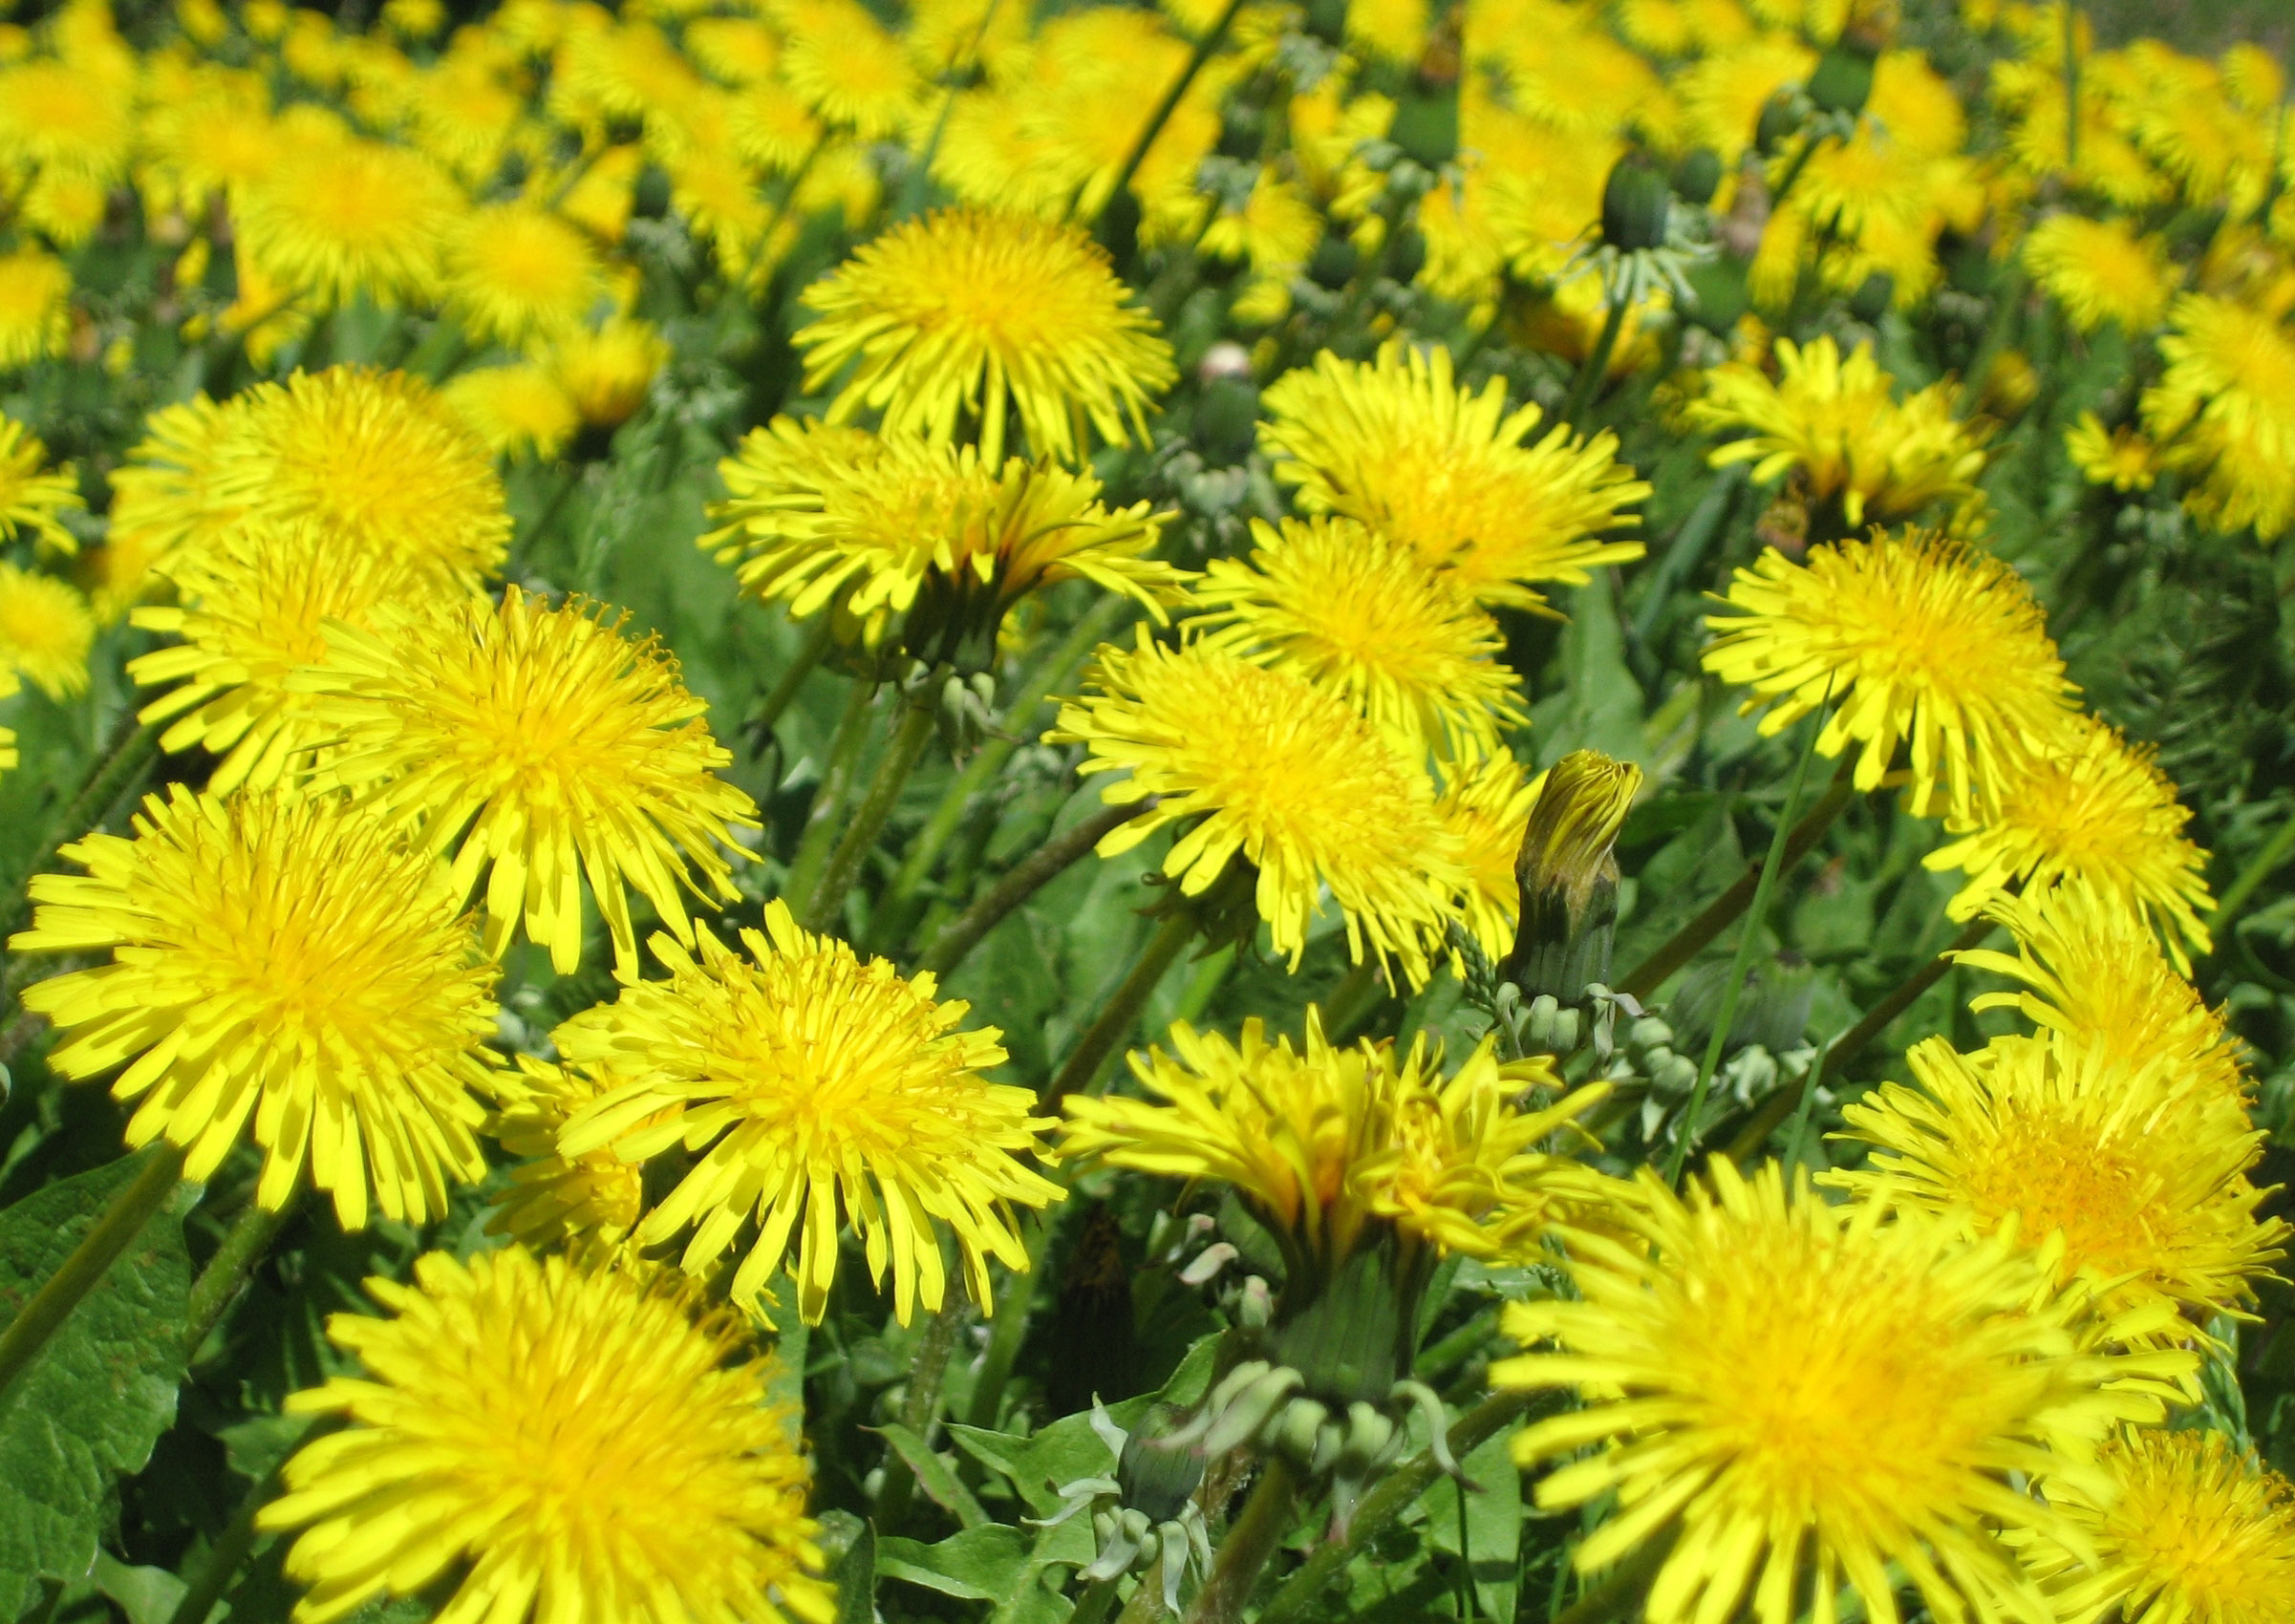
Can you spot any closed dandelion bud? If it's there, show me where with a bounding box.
[1274,1398,1331,1465]
[1308,234,1359,291]
[1599,152,1671,253]
[1754,92,1800,158]
[1505,749,1644,1001]
[1672,146,1722,208]
[1807,39,1878,118]
[1848,270,1895,324]
[1386,224,1427,285]
[1193,375,1261,465]
[1121,1414,1206,1522]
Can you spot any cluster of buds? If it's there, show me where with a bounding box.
[1039,1402,1213,1616]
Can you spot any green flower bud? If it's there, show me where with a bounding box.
[1808,41,1877,118]
[1754,92,1800,157]
[1600,152,1672,252]
[1505,750,1644,1000]
[1673,146,1722,207]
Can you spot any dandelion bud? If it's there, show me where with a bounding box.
[1599,151,1671,253]
[1808,37,1879,118]
[1672,146,1722,207]
[1753,91,1800,157]
[1506,749,1643,1000]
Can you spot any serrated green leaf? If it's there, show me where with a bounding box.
[945,1394,1153,1517]
[0,1150,195,1621]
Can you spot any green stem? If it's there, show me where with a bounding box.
[162,1418,319,1624]
[184,1191,299,1360]
[919,801,1147,978]
[962,1212,1054,1431]
[1182,1455,1299,1624]
[1045,909,1201,1100]
[1557,293,1628,427]
[2212,807,2295,935]
[1069,1573,1124,1624]
[782,677,882,913]
[1116,1552,1174,1624]
[1255,1391,1535,1624]
[1615,762,1852,1002]
[1664,700,1831,1187]
[754,615,835,744]
[2062,0,2081,177]
[800,692,942,932]
[2,715,162,943]
[877,594,1132,948]
[0,1143,187,1401]
[1412,1304,1500,1383]
[1320,958,1386,1043]
[1824,916,1995,1073]
[1089,0,1248,228]
[873,1297,973,1531]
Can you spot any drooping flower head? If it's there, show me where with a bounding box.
[212,367,511,590]
[707,419,1186,666]
[10,787,502,1229]
[1828,1031,2284,1337]
[2141,293,2295,540]
[1703,528,2079,821]
[0,562,94,699]
[1686,335,1989,531]
[1047,633,1468,985]
[2019,1427,2295,1624]
[258,1247,831,1624]
[553,904,1062,1324]
[795,206,1177,465]
[1260,341,1649,611]
[442,200,607,347]
[1497,1159,2193,1624]
[1187,516,1528,764]
[0,248,71,369]
[299,587,761,976]
[0,413,83,556]
[2022,214,2172,334]
[1923,710,2213,972]
[232,128,464,309]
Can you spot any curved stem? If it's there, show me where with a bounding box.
[872,1297,974,1532]
[1557,293,1628,428]
[1181,1455,1298,1624]
[800,693,941,933]
[753,614,835,743]
[185,1190,300,1360]
[2212,806,2295,937]
[0,1143,187,1402]
[1069,1573,1124,1624]
[1045,909,1200,1101]
[919,801,1146,978]
[1826,916,1995,1071]
[782,677,882,914]
[1088,0,1248,229]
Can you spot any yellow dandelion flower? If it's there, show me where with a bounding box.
[1188,516,1528,763]
[685,16,781,85]
[1062,1011,1602,1275]
[0,562,93,699]
[1924,711,2213,971]
[440,364,581,461]
[796,206,1176,465]
[442,202,606,348]
[2141,293,2295,540]
[214,367,510,591]
[1687,335,1990,530]
[709,421,1184,661]
[0,58,134,187]
[553,143,645,245]
[298,587,761,976]
[10,787,502,1228]
[233,131,464,309]
[728,83,823,176]
[2023,215,2172,334]
[2021,1428,2295,1624]
[104,395,253,586]
[780,0,920,139]
[1046,632,1467,984]
[553,903,1061,1323]
[906,0,1029,77]
[484,1057,647,1250]
[1829,1031,2286,1334]
[541,316,669,430]
[1259,340,1650,612]
[1958,876,2243,1100]
[1438,752,1542,963]
[257,1247,831,1624]
[0,247,70,368]
[0,414,81,556]
[2065,411,2156,491]
[0,670,17,774]
[1704,527,2079,820]
[1496,1159,2190,1624]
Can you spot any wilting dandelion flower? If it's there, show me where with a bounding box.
[442,201,606,347]
[1260,341,1649,610]
[11,788,502,1228]
[0,414,83,556]
[258,1247,831,1624]
[1704,528,2078,820]
[796,207,1176,465]
[300,587,761,976]
[1188,516,1527,763]
[2018,1427,2295,1624]
[1497,1159,2191,1624]
[0,248,71,369]
[1048,633,1466,984]
[233,130,464,308]
[1924,711,2213,971]
[1830,1031,2284,1336]
[2022,215,2171,333]
[554,903,1062,1323]
[0,562,95,699]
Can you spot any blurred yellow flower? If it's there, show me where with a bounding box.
[440,363,581,460]
[0,247,70,368]
[443,201,606,347]
[233,129,464,308]
[2142,292,2295,540]
[0,561,93,698]
[0,413,81,555]
[2065,411,2156,491]
[541,316,669,430]
[2023,214,2171,333]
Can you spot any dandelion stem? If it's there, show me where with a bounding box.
[2211,805,2295,935]
[1320,958,1387,1042]
[783,678,883,915]
[185,1190,300,1360]
[1255,1390,1536,1624]
[961,1215,1052,1431]
[0,1143,187,1402]
[2062,0,2081,176]
[873,1297,974,1531]
[1182,1455,1298,1624]
[1046,908,1200,1100]
[1558,293,1629,427]
[1546,1534,1673,1624]
[920,801,1147,978]
[1069,1573,1124,1624]
[1615,760,1852,1002]
[1825,916,1996,1072]
[802,692,942,933]
[1089,0,1248,230]
[163,1416,320,1624]
[1665,700,1832,1187]
[753,614,836,743]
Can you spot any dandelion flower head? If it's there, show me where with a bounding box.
[299,586,761,976]
[2065,412,2156,492]
[779,0,921,139]
[1497,1159,2190,1624]
[2140,293,2295,540]
[0,248,71,369]
[1704,527,2078,820]
[258,1246,831,1624]
[105,395,256,586]
[0,561,95,700]
[233,128,464,309]
[1188,516,1528,764]
[0,414,83,556]
[11,786,502,1229]
[1438,752,1543,963]
[484,1057,647,1250]
[441,364,581,462]
[541,316,670,430]
[2023,215,2172,334]
[1047,632,1468,985]
[1260,341,1649,611]
[796,206,1176,465]
[553,903,1061,1324]
[442,200,607,348]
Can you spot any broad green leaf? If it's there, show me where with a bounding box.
[877,1526,1034,1601]
[0,1150,195,1620]
[876,1421,989,1528]
[92,1553,186,1624]
[945,1394,1154,1517]
[1424,1429,1524,1622]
